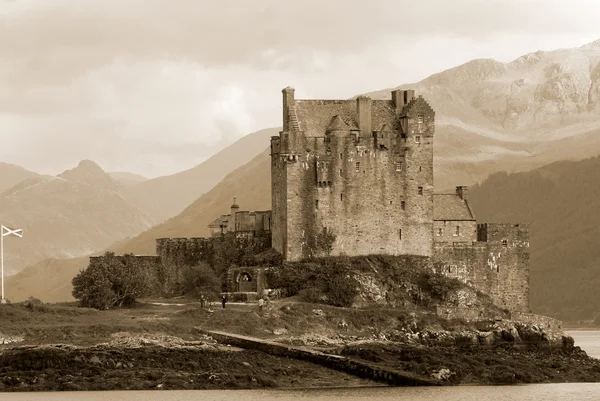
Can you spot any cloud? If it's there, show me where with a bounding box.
[0,1,598,177]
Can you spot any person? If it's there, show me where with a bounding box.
[258,297,265,315]
[200,294,206,308]
[221,294,227,309]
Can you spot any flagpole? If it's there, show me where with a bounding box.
[1,225,4,303]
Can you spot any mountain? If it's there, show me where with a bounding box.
[4,149,273,303]
[126,128,278,222]
[468,155,600,321]
[0,160,157,275]
[363,39,600,190]
[108,172,148,187]
[0,162,41,194]
[114,148,271,256]
[5,256,90,303]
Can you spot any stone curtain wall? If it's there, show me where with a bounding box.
[433,223,530,312]
[89,233,272,297]
[433,220,477,243]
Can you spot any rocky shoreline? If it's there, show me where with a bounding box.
[2,320,600,391]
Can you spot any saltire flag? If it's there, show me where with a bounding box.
[1,225,23,238]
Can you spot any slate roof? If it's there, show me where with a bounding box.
[207,214,230,228]
[433,194,475,221]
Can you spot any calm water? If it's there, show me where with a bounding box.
[3,331,600,400]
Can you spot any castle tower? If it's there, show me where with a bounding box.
[229,197,239,232]
[270,87,435,261]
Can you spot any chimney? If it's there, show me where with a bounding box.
[456,186,468,201]
[392,89,406,113]
[356,96,372,136]
[282,87,295,132]
[230,197,240,232]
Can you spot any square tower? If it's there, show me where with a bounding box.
[270,87,435,261]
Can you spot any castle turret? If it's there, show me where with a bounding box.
[230,197,239,232]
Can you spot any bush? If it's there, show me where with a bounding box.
[72,252,155,310]
[267,258,359,307]
[180,262,221,300]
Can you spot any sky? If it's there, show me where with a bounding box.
[0,0,598,178]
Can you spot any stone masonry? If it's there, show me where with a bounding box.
[270,87,530,312]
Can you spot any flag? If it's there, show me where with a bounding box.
[1,225,23,238]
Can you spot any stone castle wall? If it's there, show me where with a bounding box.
[433,223,530,312]
[433,220,477,243]
[272,88,435,261]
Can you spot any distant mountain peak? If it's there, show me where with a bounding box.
[581,38,600,49]
[57,160,121,190]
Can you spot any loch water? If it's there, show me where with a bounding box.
[4,331,600,401]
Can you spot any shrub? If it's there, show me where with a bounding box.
[72,252,155,310]
[267,258,359,307]
[180,262,221,300]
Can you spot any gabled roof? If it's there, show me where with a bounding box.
[433,194,475,221]
[293,99,400,135]
[207,214,230,228]
[402,95,435,117]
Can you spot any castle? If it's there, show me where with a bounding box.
[91,87,530,313]
[267,87,529,312]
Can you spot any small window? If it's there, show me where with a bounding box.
[502,239,508,248]
[395,161,403,171]
[415,135,421,144]
[340,193,343,201]
[418,186,423,195]
[419,166,422,172]
[417,115,424,124]
[340,153,343,159]
[315,200,319,209]
[454,226,460,236]
[339,169,343,176]
[437,228,443,236]
[389,201,392,205]
[355,162,360,172]
[399,229,402,240]
[401,201,406,211]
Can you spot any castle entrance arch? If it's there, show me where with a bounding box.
[237,272,253,292]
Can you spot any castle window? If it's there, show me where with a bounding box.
[399,229,402,240]
[315,200,319,209]
[437,228,443,236]
[390,201,392,205]
[415,135,421,144]
[419,166,422,172]
[340,153,343,159]
[395,161,403,171]
[417,115,424,124]
[355,162,360,172]
[340,193,344,201]
[502,239,508,248]
[454,226,460,236]
[340,168,342,176]
[401,201,406,210]
[418,186,423,195]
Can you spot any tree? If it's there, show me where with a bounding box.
[72,252,154,310]
[181,262,222,299]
